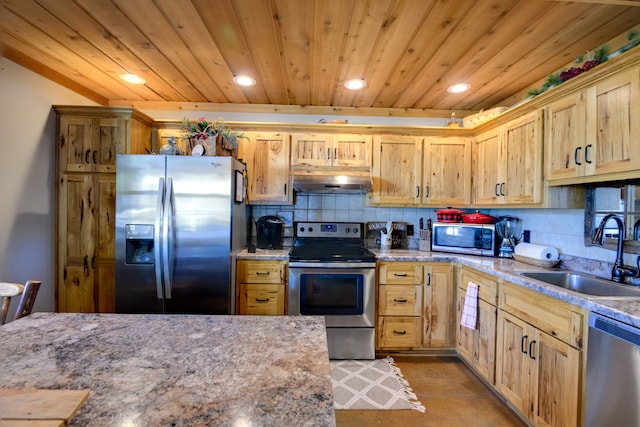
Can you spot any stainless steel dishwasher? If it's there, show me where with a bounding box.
[585,312,640,427]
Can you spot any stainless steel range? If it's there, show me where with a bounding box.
[288,221,376,360]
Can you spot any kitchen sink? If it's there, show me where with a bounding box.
[519,271,640,298]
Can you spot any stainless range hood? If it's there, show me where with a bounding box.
[291,171,372,193]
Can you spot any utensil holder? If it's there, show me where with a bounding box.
[419,230,431,252]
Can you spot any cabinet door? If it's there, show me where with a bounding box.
[589,68,640,175]
[94,174,116,312]
[334,134,371,168]
[423,264,455,348]
[422,137,472,206]
[456,289,497,384]
[473,128,502,205]
[371,135,422,205]
[496,311,532,416]
[156,128,189,154]
[94,117,127,173]
[58,116,94,173]
[545,92,587,180]
[245,132,292,205]
[291,133,333,167]
[502,111,543,204]
[532,330,581,427]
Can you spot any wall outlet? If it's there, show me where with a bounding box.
[523,230,531,243]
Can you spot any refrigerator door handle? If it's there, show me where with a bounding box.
[163,177,174,299]
[154,178,165,299]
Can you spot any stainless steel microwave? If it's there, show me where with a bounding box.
[431,222,499,257]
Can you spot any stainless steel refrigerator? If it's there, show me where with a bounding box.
[115,155,246,314]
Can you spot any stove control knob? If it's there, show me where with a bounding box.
[308,227,313,232]
[299,226,305,233]
[353,227,358,234]
[345,227,350,233]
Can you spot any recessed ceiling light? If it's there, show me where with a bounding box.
[447,83,470,94]
[233,75,256,86]
[344,79,367,90]
[120,73,146,85]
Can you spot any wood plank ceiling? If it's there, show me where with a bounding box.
[3,0,640,116]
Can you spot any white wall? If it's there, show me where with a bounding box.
[0,58,97,315]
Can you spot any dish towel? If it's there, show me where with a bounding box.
[460,281,479,329]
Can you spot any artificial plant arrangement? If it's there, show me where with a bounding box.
[526,30,640,98]
[181,117,246,156]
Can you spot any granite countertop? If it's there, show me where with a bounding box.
[0,313,335,427]
[238,247,640,328]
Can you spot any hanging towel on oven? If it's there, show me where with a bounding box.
[460,281,479,329]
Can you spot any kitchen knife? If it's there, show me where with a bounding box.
[419,218,424,230]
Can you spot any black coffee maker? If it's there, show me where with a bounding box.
[256,216,283,249]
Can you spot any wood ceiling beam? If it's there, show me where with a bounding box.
[107,100,476,118]
[548,0,640,6]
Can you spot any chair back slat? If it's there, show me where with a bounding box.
[13,280,42,321]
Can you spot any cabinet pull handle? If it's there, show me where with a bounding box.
[393,273,408,277]
[528,340,537,359]
[256,272,270,276]
[327,148,330,160]
[574,146,582,166]
[85,149,91,164]
[585,144,592,164]
[334,148,337,160]
[83,255,89,276]
[416,186,420,197]
[255,298,270,303]
[521,335,528,354]
[91,256,95,269]
[284,183,287,195]
[426,272,431,286]
[392,330,407,335]
[424,186,429,198]
[393,298,408,303]
[500,182,505,196]
[495,183,500,197]
[92,150,98,164]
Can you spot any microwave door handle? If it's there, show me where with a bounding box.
[163,178,174,299]
[154,178,165,299]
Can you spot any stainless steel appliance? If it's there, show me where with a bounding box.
[288,222,376,359]
[115,155,246,314]
[431,222,499,257]
[585,312,640,427]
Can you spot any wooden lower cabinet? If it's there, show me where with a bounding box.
[377,261,454,351]
[236,260,287,315]
[496,282,583,427]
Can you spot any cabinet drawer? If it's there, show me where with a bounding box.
[237,284,284,315]
[237,260,285,284]
[377,317,422,348]
[379,285,422,316]
[499,281,584,349]
[379,262,424,285]
[459,267,497,304]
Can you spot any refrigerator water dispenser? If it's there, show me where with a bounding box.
[125,224,154,265]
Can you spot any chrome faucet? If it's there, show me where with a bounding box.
[592,214,640,283]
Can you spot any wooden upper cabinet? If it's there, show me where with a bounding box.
[371,135,422,206]
[502,111,543,204]
[291,133,371,169]
[58,115,128,173]
[473,111,542,205]
[546,67,640,183]
[473,127,502,205]
[244,131,292,205]
[422,136,472,206]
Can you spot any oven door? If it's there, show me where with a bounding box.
[288,264,375,328]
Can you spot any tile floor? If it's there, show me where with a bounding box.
[334,355,526,427]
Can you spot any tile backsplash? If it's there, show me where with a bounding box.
[250,192,626,278]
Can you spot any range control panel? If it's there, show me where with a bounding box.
[294,222,363,238]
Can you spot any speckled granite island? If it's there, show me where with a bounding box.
[0,313,335,427]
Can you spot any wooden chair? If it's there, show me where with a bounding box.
[1,280,42,325]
